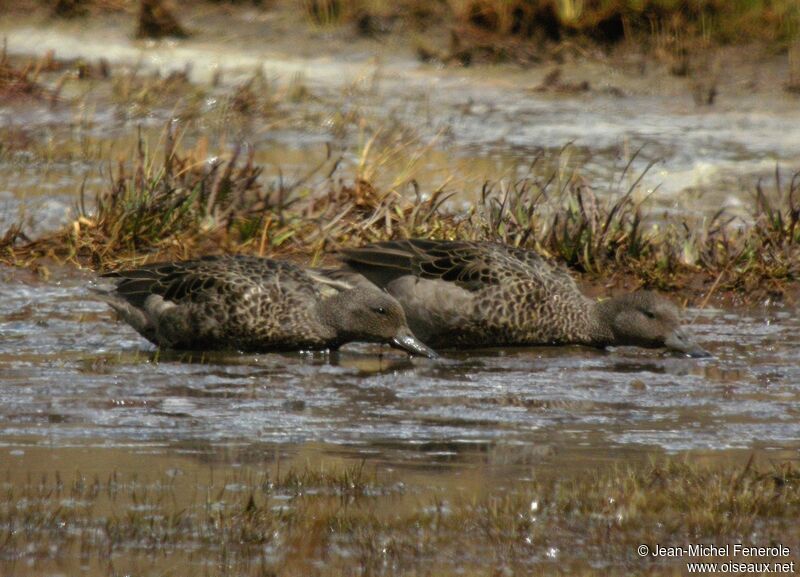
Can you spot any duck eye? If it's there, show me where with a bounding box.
[642,310,656,319]
[374,306,387,315]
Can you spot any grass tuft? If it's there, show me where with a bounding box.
[136,0,190,39]
[0,46,62,103]
[2,122,800,300]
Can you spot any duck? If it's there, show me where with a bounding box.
[336,239,709,357]
[93,255,437,358]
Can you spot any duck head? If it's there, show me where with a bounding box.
[595,291,710,357]
[329,288,438,358]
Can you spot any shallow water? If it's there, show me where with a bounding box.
[0,272,798,576]
[1,270,798,471]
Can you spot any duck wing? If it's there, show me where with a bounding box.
[102,258,214,308]
[307,267,378,294]
[98,256,329,350]
[102,255,320,308]
[339,239,563,292]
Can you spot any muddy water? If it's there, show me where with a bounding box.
[2,270,799,470]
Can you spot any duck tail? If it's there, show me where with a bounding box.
[90,286,158,344]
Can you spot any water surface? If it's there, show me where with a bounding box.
[1,269,798,471]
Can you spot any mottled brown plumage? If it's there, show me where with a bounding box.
[337,239,709,356]
[94,255,436,357]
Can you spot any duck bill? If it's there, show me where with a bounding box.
[390,328,438,359]
[665,329,711,358]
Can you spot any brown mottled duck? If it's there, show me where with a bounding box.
[336,239,709,357]
[94,255,437,358]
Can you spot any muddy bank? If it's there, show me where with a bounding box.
[3,116,798,305]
